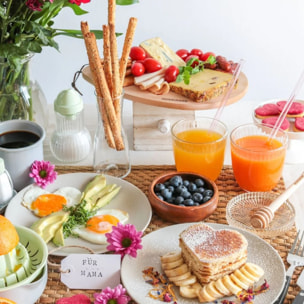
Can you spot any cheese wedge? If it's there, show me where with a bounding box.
[170,69,233,102]
[140,37,185,68]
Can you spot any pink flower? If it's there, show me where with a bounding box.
[106,223,143,259]
[29,160,57,188]
[94,284,130,304]
[26,0,44,11]
[69,0,91,5]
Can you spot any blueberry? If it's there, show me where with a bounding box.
[154,183,165,192]
[164,181,170,187]
[196,187,205,194]
[175,185,187,194]
[203,196,212,203]
[174,196,185,205]
[183,180,190,187]
[180,189,191,199]
[204,189,214,197]
[167,197,175,204]
[195,178,205,187]
[161,188,172,200]
[193,202,200,206]
[192,192,203,202]
[156,194,164,201]
[184,198,194,206]
[188,182,197,192]
[167,185,175,192]
[169,175,183,187]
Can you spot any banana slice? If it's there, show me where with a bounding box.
[174,275,197,286]
[160,251,182,263]
[198,285,216,302]
[206,280,224,299]
[234,268,253,286]
[162,257,184,270]
[230,273,249,290]
[180,282,201,298]
[169,271,192,283]
[165,263,188,277]
[244,262,264,278]
[240,266,258,283]
[214,277,232,296]
[222,275,243,295]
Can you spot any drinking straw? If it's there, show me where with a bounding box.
[209,59,245,130]
[268,68,304,140]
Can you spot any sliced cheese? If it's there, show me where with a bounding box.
[140,37,185,68]
[170,69,233,102]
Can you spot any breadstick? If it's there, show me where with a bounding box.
[108,0,116,26]
[82,31,115,149]
[81,21,90,36]
[102,24,113,96]
[119,17,138,87]
[83,32,124,150]
[109,22,122,125]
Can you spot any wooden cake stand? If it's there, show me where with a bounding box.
[82,66,248,150]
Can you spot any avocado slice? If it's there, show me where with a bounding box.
[31,211,69,243]
[52,224,65,247]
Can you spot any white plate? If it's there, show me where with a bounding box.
[5,173,152,256]
[121,223,285,304]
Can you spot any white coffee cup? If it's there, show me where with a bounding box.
[0,120,45,191]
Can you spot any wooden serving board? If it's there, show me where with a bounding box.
[82,66,248,110]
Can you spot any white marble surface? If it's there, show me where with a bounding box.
[43,98,304,230]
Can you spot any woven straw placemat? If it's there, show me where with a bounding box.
[36,165,299,304]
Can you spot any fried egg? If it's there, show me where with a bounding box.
[22,185,82,217]
[72,209,129,244]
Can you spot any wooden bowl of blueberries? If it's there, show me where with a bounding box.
[148,171,219,223]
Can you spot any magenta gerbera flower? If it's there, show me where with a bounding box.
[29,160,57,188]
[106,223,143,259]
[94,284,130,304]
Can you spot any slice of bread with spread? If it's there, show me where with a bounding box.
[170,69,233,102]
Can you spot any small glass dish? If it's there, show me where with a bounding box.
[226,192,295,237]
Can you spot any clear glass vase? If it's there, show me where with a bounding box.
[93,94,130,178]
[0,54,48,127]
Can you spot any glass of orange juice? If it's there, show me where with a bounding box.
[171,117,228,181]
[230,123,288,192]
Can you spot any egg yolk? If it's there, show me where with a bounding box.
[86,214,120,234]
[31,194,67,217]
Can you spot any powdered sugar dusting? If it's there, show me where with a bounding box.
[180,223,247,261]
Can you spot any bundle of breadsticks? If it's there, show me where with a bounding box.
[81,0,137,150]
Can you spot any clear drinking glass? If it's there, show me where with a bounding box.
[171,117,228,181]
[93,93,130,178]
[230,123,288,191]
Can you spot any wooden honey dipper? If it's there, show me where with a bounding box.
[250,172,304,229]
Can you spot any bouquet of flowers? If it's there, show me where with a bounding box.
[0,0,137,121]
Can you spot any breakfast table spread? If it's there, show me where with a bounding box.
[33,164,298,304]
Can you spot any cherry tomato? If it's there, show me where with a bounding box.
[131,62,145,76]
[129,46,147,61]
[176,49,190,61]
[165,65,179,83]
[185,55,199,67]
[143,58,162,73]
[190,48,203,57]
[200,52,216,62]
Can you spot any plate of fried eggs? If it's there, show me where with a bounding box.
[5,173,152,256]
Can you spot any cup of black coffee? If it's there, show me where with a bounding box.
[0,120,45,191]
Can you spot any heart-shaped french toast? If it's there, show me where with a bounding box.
[179,223,248,284]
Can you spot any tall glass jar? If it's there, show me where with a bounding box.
[0,54,48,127]
[93,93,130,178]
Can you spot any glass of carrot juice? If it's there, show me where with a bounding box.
[171,117,228,181]
[230,123,288,192]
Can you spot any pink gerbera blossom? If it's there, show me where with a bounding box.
[94,284,130,304]
[29,160,57,188]
[106,223,143,259]
[69,0,91,5]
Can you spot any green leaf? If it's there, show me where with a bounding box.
[65,3,89,15]
[116,0,139,5]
